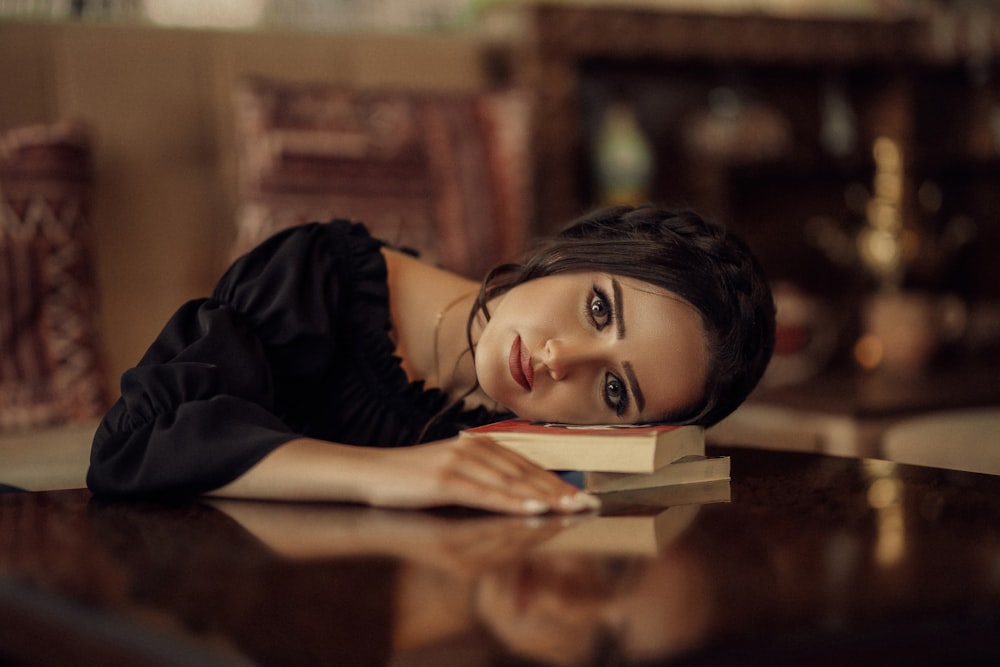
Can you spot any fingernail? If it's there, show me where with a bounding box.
[522,499,550,514]
[559,492,601,512]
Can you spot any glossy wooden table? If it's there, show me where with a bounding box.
[1,447,999,666]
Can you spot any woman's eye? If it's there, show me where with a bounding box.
[589,288,611,329]
[604,373,628,415]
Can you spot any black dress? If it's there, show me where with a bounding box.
[88,221,502,499]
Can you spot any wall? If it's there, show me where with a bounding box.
[0,20,491,388]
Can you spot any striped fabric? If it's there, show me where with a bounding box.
[0,120,109,431]
[231,78,533,279]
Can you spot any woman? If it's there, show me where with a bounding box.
[88,205,774,514]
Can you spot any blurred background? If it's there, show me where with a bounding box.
[2,1,998,451]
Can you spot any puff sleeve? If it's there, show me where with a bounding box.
[87,222,375,498]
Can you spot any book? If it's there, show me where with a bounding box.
[595,477,731,508]
[582,455,730,493]
[466,419,705,473]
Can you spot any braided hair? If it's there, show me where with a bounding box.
[470,205,775,427]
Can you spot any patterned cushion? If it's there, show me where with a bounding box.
[0,119,109,431]
[232,78,533,278]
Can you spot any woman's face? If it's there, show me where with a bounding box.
[474,272,709,425]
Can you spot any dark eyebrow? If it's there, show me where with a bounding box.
[612,278,625,339]
[611,279,646,416]
[623,361,646,416]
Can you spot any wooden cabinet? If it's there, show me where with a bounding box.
[511,4,1000,309]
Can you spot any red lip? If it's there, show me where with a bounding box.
[509,335,534,391]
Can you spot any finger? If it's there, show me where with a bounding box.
[456,435,601,512]
[447,456,600,515]
[456,433,577,493]
[441,474,559,515]
[456,433,547,477]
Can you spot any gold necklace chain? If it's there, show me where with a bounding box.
[433,291,476,387]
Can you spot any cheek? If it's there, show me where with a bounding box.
[474,353,501,401]
[473,334,516,409]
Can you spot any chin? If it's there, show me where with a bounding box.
[505,403,549,423]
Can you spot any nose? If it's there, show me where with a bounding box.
[541,338,597,381]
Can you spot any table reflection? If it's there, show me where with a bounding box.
[2,449,1000,666]
[208,485,738,666]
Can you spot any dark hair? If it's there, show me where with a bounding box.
[470,205,775,427]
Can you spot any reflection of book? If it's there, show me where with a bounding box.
[537,503,703,555]
[467,419,704,473]
[583,456,730,493]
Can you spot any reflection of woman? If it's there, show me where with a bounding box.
[209,499,741,666]
[89,205,774,514]
[208,500,574,660]
[476,552,714,665]
[476,504,789,667]
[205,498,718,665]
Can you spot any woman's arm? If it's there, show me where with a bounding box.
[210,433,600,515]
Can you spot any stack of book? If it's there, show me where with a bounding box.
[466,419,729,493]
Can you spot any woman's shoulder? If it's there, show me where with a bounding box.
[209,220,389,334]
[219,220,383,288]
[237,220,383,266]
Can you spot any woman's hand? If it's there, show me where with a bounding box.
[212,435,601,516]
[365,433,601,515]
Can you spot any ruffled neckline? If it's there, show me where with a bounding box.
[339,222,503,439]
